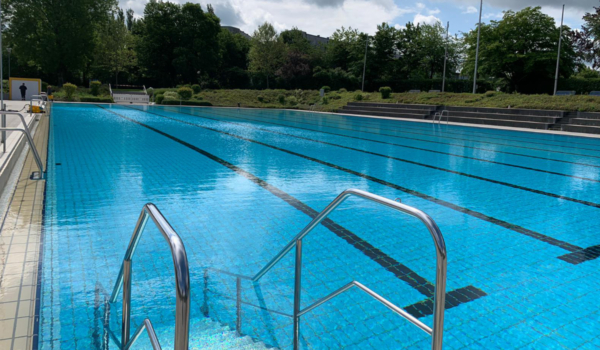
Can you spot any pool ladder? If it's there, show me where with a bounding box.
[433,110,449,124]
[0,111,46,179]
[110,189,447,350]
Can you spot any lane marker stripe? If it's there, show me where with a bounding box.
[117,105,584,254]
[97,105,487,313]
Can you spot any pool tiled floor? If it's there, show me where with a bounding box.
[0,112,48,350]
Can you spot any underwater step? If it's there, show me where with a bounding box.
[189,317,276,350]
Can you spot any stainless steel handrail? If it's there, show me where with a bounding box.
[123,318,162,350]
[205,188,447,350]
[1,111,37,154]
[110,204,190,350]
[298,281,432,335]
[0,128,45,178]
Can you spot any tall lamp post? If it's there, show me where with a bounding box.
[361,35,369,92]
[473,0,483,94]
[554,5,565,96]
[442,22,450,93]
[7,48,11,79]
[0,0,4,111]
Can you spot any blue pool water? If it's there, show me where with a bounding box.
[39,103,600,349]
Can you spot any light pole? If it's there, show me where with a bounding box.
[473,0,483,94]
[7,48,11,79]
[554,5,565,96]
[0,0,4,111]
[442,22,449,93]
[361,35,368,92]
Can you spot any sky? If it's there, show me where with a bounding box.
[118,0,598,37]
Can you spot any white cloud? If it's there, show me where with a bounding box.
[463,6,478,14]
[118,0,414,36]
[414,13,442,25]
[429,8,441,15]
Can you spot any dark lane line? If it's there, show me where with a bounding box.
[155,106,600,183]
[168,106,600,169]
[97,105,486,317]
[117,105,584,254]
[223,109,600,159]
[323,110,600,151]
[139,106,600,209]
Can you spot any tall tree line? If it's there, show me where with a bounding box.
[1,1,596,93]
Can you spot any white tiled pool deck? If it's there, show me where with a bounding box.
[0,103,48,350]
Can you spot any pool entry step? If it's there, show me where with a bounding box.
[105,189,447,349]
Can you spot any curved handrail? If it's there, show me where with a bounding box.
[110,204,190,350]
[0,128,45,177]
[206,188,447,350]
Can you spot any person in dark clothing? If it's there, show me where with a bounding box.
[19,83,27,101]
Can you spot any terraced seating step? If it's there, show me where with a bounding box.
[562,124,600,135]
[570,118,600,127]
[446,116,551,130]
[340,109,429,119]
[446,111,560,124]
[342,105,435,115]
[444,106,564,117]
[346,102,437,111]
[571,112,600,120]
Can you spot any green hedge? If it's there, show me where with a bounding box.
[162,100,213,106]
[558,79,600,95]
[80,96,114,103]
[374,79,494,94]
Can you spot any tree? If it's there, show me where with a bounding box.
[94,9,137,85]
[126,9,136,31]
[371,23,399,81]
[218,29,251,88]
[135,1,220,87]
[573,6,600,69]
[249,23,285,89]
[5,0,116,83]
[462,7,580,93]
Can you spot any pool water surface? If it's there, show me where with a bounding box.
[38,103,600,349]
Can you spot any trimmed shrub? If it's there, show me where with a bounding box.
[90,81,102,96]
[257,95,265,102]
[155,94,165,104]
[146,87,154,96]
[330,94,341,100]
[162,100,213,106]
[192,94,203,100]
[191,84,201,94]
[278,95,286,105]
[321,86,331,93]
[63,83,77,100]
[322,96,329,105]
[338,88,347,93]
[287,96,298,105]
[80,96,113,103]
[353,93,363,101]
[163,91,180,101]
[379,86,392,99]
[177,87,193,100]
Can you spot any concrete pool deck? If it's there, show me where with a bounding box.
[0,102,48,350]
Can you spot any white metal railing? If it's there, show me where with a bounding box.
[0,111,45,179]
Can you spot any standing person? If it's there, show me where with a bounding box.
[19,83,27,101]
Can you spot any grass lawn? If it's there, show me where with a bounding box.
[161,89,600,113]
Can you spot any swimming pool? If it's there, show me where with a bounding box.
[38,103,600,349]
